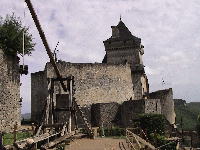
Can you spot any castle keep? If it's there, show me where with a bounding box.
[103,20,149,100]
[31,20,175,127]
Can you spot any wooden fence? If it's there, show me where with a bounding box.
[126,128,156,150]
[0,123,34,147]
[125,129,181,150]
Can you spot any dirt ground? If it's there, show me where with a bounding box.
[65,137,129,150]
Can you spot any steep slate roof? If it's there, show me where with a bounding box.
[104,20,141,43]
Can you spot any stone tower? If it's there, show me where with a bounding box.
[0,49,21,132]
[103,20,149,99]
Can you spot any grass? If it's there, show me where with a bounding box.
[3,131,32,145]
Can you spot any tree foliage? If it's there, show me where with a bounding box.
[0,13,35,55]
[135,114,177,149]
[136,114,166,136]
[196,114,200,136]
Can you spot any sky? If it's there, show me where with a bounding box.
[1,0,200,114]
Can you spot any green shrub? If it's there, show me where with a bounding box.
[196,114,200,136]
[134,114,177,149]
[98,127,125,137]
[149,133,176,149]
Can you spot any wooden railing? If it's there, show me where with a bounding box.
[0,123,35,149]
[125,129,156,150]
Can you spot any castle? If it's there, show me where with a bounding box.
[31,19,176,127]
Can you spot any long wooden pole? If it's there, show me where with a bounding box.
[24,0,93,138]
[24,0,67,92]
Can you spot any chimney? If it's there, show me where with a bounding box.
[111,26,119,38]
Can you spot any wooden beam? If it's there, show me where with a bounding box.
[41,133,74,149]
[24,0,67,92]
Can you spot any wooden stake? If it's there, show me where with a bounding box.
[0,132,3,149]
[68,77,73,133]
[14,122,18,143]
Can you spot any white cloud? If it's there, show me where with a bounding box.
[145,66,160,75]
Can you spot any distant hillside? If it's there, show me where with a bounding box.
[174,99,200,131]
[21,113,31,120]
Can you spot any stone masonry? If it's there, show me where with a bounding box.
[91,102,120,127]
[103,20,149,100]
[0,49,21,132]
[149,88,176,124]
[120,99,161,127]
[31,62,134,123]
[31,19,176,126]
[90,99,161,128]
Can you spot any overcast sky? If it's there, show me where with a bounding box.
[1,0,200,113]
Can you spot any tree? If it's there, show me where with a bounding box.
[0,13,35,56]
[197,114,200,136]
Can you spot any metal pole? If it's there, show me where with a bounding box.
[24,0,67,92]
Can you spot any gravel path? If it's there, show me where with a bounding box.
[65,137,129,150]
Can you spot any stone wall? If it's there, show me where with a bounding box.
[132,73,143,100]
[31,71,48,123]
[91,102,120,127]
[120,99,161,127]
[149,88,176,124]
[45,61,134,106]
[106,48,141,70]
[145,99,161,114]
[31,61,134,123]
[0,49,21,132]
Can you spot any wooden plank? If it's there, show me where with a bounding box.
[126,137,137,150]
[14,132,61,149]
[126,129,156,150]
[25,0,68,92]
[41,133,74,149]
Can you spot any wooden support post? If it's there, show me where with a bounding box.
[50,78,54,126]
[68,77,73,133]
[0,132,3,149]
[74,111,78,132]
[14,122,18,143]
[45,79,52,125]
[31,123,35,136]
[24,0,68,92]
